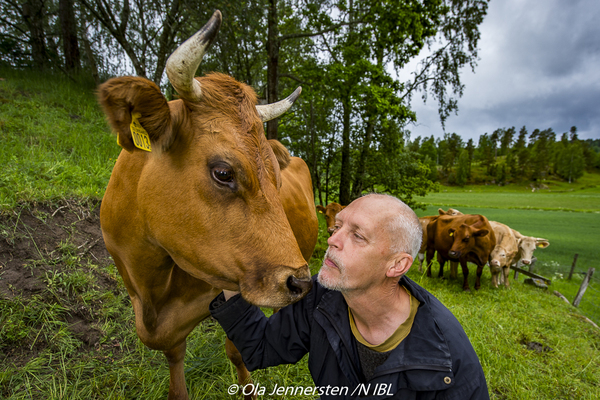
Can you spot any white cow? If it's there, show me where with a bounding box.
[488,221,519,288]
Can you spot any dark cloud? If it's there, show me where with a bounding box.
[409,0,600,142]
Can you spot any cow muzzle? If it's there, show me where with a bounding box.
[287,275,313,295]
[522,259,531,265]
[448,250,461,259]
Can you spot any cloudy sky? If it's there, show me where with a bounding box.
[406,0,600,143]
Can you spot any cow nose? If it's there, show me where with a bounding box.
[491,260,499,267]
[287,275,313,295]
[449,250,460,258]
[522,259,531,265]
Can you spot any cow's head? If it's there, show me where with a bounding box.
[317,202,345,236]
[517,236,549,265]
[447,223,490,260]
[489,246,510,271]
[439,208,463,216]
[97,11,312,307]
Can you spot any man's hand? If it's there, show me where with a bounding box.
[223,290,240,301]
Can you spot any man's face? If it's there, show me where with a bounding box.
[317,197,396,292]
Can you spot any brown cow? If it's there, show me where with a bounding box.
[512,229,550,267]
[488,221,519,288]
[97,11,317,400]
[316,202,345,235]
[416,208,463,272]
[426,214,496,291]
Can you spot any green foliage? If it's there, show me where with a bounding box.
[556,137,585,183]
[455,149,469,186]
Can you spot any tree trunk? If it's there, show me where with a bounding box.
[59,0,80,71]
[339,96,352,205]
[80,27,100,85]
[22,0,48,69]
[266,0,280,140]
[351,116,374,200]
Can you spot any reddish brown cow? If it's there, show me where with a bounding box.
[316,202,345,235]
[417,208,463,272]
[97,11,317,400]
[426,214,496,291]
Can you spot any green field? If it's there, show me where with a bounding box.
[415,182,600,328]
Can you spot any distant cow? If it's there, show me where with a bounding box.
[97,11,317,400]
[488,221,519,288]
[426,214,496,291]
[512,229,550,267]
[417,208,463,272]
[316,202,345,236]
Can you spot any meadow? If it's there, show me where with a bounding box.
[1,69,599,399]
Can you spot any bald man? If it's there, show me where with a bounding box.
[210,194,489,399]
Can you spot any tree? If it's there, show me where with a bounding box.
[79,0,191,83]
[476,133,494,169]
[529,128,555,181]
[59,0,80,71]
[500,126,515,156]
[313,0,488,205]
[455,149,470,186]
[514,126,529,179]
[556,132,585,183]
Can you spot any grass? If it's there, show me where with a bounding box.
[0,67,120,211]
[406,267,600,400]
[1,69,599,399]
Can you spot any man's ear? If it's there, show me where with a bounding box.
[386,254,413,278]
[268,140,291,170]
[97,76,175,152]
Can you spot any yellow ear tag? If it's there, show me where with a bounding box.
[449,232,454,237]
[130,112,152,152]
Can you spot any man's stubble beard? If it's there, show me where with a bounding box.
[317,248,350,292]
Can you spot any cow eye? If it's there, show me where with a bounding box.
[211,165,234,184]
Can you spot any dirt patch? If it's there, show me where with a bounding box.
[0,199,119,365]
[0,199,113,298]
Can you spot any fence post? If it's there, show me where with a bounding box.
[568,254,579,280]
[573,267,595,308]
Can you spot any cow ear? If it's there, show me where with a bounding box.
[448,228,456,236]
[536,239,550,248]
[98,77,175,153]
[268,140,291,170]
[316,205,326,214]
[438,208,445,215]
[474,229,489,237]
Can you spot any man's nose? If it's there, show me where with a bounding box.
[327,228,341,248]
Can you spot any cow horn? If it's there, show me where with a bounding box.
[166,10,222,102]
[256,87,302,122]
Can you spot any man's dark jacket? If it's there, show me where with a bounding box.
[210,275,489,400]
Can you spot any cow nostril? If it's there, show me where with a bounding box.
[287,275,312,295]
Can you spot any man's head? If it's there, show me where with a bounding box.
[317,194,422,293]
